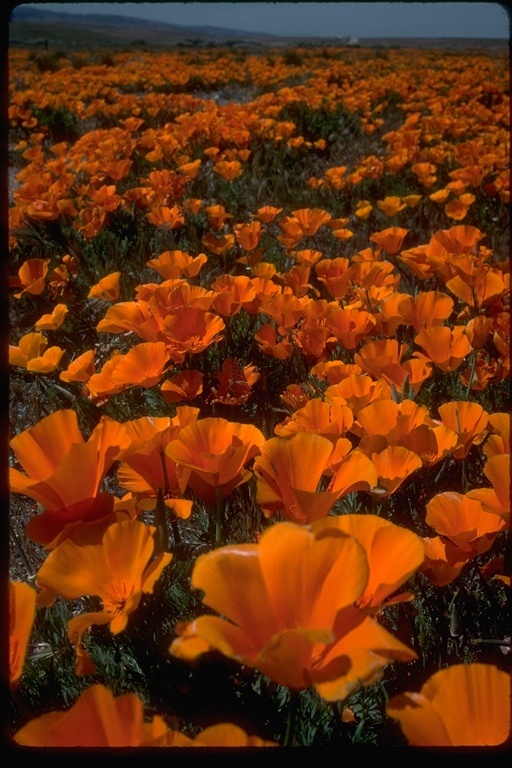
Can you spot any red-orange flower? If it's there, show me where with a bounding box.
[425,491,506,556]
[436,400,489,459]
[9,409,130,547]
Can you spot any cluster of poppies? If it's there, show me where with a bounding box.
[9,42,510,747]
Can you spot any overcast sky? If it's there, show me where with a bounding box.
[19,2,510,39]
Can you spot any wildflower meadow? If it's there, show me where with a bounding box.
[8,39,511,748]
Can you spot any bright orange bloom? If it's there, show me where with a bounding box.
[213,159,243,180]
[211,274,257,316]
[370,446,422,497]
[59,349,96,383]
[430,224,485,255]
[398,423,459,466]
[87,272,121,302]
[160,723,277,748]
[9,581,37,688]
[274,397,354,444]
[414,325,472,372]
[234,220,262,251]
[483,412,510,458]
[166,418,265,504]
[201,231,235,255]
[36,520,172,667]
[170,521,416,700]
[387,664,510,746]
[354,338,410,390]
[376,197,407,217]
[255,205,282,223]
[436,400,489,459]
[205,203,233,230]
[9,409,130,547]
[426,491,506,556]
[118,409,199,517]
[254,433,342,523]
[465,315,493,349]
[369,227,409,254]
[355,399,430,451]
[147,250,207,280]
[280,383,312,411]
[10,257,49,298]
[467,454,510,522]
[420,536,470,586]
[110,341,171,389]
[325,374,392,415]
[9,331,64,373]
[402,290,454,332]
[315,257,354,300]
[254,323,293,359]
[34,303,69,330]
[161,369,204,403]
[311,515,424,611]
[326,307,376,349]
[292,207,331,236]
[146,204,184,229]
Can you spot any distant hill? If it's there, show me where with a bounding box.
[9,4,284,46]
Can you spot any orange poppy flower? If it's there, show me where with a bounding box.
[255,205,283,223]
[425,491,506,556]
[436,400,489,459]
[205,203,233,230]
[9,581,37,688]
[10,257,49,298]
[370,446,422,497]
[369,227,409,255]
[398,423,459,466]
[234,220,262,251]
[354,338,410,390]
[213,159,243,181]
[109,341,171,389]
[310,360,364,386]
[166,417,265,505]
[354,200,373,219]
[325,307,376,350]
[414,325,472,372]
[274,397,354,444]
[9,331,64,373]
[483,412,510,458]
[170,521,416,701]
[279,383,312,411]
[87,272,121,302]
[291,207,332,237]
[201,231,235,255]
[211,274,257,317]
[420,535,470,586]
[430,224,485,255]
[34,303,69,331]
[162,307,225,364]
[355,399,429,448]
[325,374,391,415]
[387,663,510,746]
[9,409,130,547]
[254,323,293,359]
[315,257,354,300]
[254,433,343,524]
[160,723,277,748]
[161,369,204,403]
[311,515,424,612]
[376,196,407,217]
[146,205,184,229]
[403,290,454,332]
[465,315,493,349]
[467,454,510,522]
[59,349,96,383]
[147,250,208,280]
[36,520,172,669]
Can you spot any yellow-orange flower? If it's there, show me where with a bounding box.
[387,664,510,746]
[170,521,416,700]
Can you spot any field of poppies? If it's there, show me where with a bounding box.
[8,41,511,748]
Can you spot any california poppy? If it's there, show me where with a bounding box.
[387,664,510,746]
[34,303,69,331]
[170,521,416,701]
[436,400,489,459]
[161,369,204,403]
[254,433,341,524]
[166,417,265,505]
[36,520,172,668]
[326,307,376,350]
[414,326,472,372]
[10,257,49,298]
[9,409,130,547]
[87,272,121,302]
[9,332,64,373]
[425,491,506,556]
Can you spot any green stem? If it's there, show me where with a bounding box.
[283,689,299,747]
[215,486,224,547]
[160,450,181,546]
[465,350,478,397]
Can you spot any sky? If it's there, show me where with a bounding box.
[19,2,511,39]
